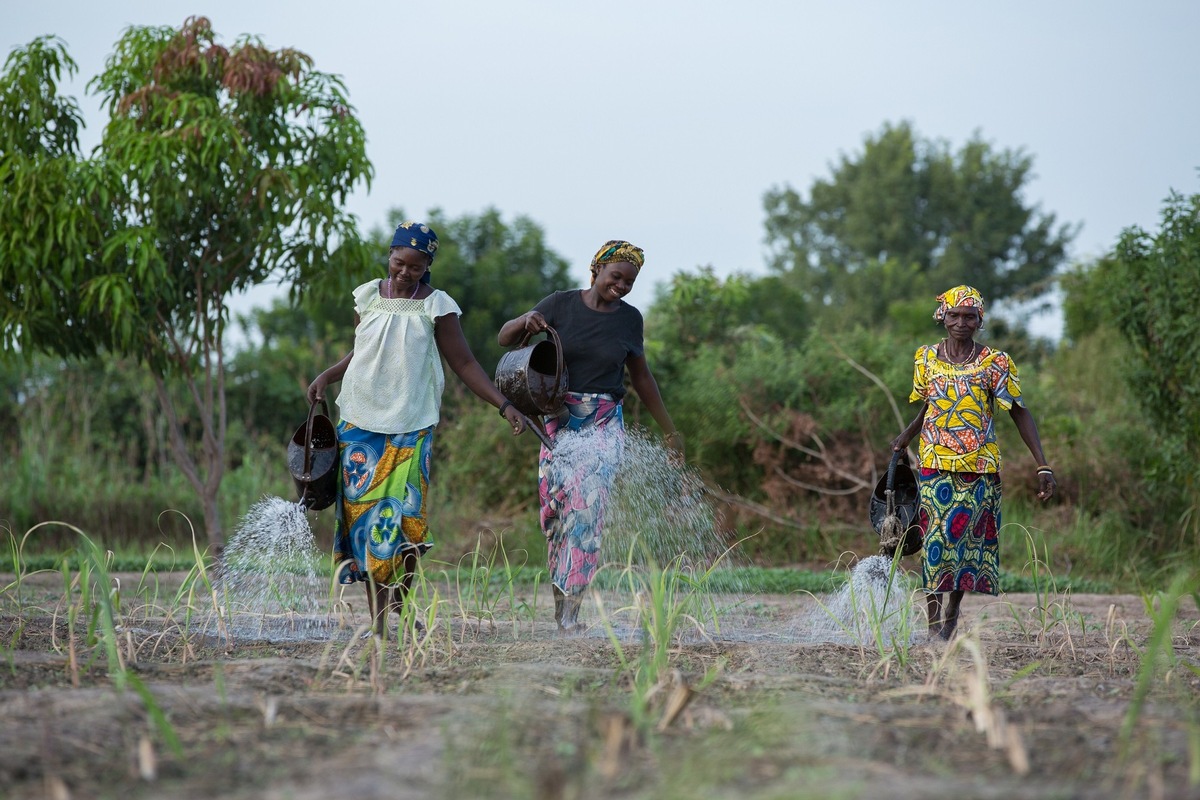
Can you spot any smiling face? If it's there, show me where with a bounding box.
[943,305,982,341]
[387,246,431,294]
[592,261,639,302]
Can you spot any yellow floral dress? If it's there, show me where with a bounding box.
[908,343,1023,595]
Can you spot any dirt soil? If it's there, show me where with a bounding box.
[1,572,1198,800]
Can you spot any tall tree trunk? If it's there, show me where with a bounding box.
[152,371,225,556]
[150,293,231,557]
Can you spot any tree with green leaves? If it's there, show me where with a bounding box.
[1107,191,1200,543]
[763,121,1075,323]
[0,18,373,550]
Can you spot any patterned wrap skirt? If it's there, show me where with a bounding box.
[332,421,434,586]
[917,467,1002,595]
[539,392,624,596]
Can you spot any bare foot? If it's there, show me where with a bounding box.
[557,620,588,636]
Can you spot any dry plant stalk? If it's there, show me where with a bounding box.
[949,638,1030,775]
[598,713,635,782]
[124,630,137,665]
[258,695,279,727]
[885,635,1030,775]
[45,775,70,800]
[367,637,385,694]
[326,629,371,686]
[137,735,157,781]
[656,669,696,731]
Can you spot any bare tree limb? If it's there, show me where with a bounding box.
[773,467,866,496]
[826,336,919,466]
[738,397,821,459]
[824,336,906,432]
[739,397,871,491]
[701,482,810,531]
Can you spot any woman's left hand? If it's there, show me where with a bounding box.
[1037,472,1056,501]
[503,405,527,435]
[664,431,685,466]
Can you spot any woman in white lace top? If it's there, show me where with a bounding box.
[308,222,527,637]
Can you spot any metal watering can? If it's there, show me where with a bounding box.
[870,450,922,558]
[495,326,568,448]
[287,398,338,510]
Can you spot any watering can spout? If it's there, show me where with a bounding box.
[521,413,555,451]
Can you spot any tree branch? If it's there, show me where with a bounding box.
[738,397,871,491]
[773,467,866,496]
[825,336,906,432]
[701,482,810,531]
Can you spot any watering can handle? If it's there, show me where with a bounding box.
[303,398,332,477]
[517,325,566,380]
[884,449,902,515]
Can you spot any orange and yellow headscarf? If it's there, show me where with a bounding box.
[933,285,985,324]
[589,240,644,285]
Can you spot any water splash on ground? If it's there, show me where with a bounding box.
[538,424,745,639]
[799,554,923,645]
[209,495,341,641]
[607,428,734,574]
[541,424,734,572]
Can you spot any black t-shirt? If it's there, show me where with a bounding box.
[533,290,645,398]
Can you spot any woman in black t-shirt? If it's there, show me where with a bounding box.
[498,240,681,633]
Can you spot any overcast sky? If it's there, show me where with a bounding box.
[8,1,1199,335]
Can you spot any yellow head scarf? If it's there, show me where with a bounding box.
[589,240,644,285]
[933,285,985,323]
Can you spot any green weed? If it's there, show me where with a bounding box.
[1118,571,1200,789]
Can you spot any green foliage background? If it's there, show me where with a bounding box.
[2,28,1198,590]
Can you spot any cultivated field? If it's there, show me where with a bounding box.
[1,558,1198,800]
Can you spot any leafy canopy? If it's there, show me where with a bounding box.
[1109,192,1200,459]
[0,17,373,366]
[763,121,1075,323]
[0,18,373,548]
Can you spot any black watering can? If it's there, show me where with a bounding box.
[287,398,338,510]
[870,450,922,558]
[495,326,568,418]
[495,326,568,448]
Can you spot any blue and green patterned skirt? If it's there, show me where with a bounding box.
[332,421,434,586]
[917,468,1001,595]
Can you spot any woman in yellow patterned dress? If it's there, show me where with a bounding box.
[890,285,1056,640]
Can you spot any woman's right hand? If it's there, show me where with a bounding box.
[307,376,327,404]
[524,311,548,334]
[890,433,912,452]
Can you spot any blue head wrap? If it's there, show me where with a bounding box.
[391,222,439,284]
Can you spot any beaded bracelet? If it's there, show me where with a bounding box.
[498,400,513,417]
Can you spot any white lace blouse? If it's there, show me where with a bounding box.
[336,280,462,434]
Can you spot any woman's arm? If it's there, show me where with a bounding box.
[1009,404,1056,500]
[498,310,547,346]
[308,351,353,403]
[306,313,360,403]
[627,354,683,457]
[436,314,527,433]
[891,402,927,452]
